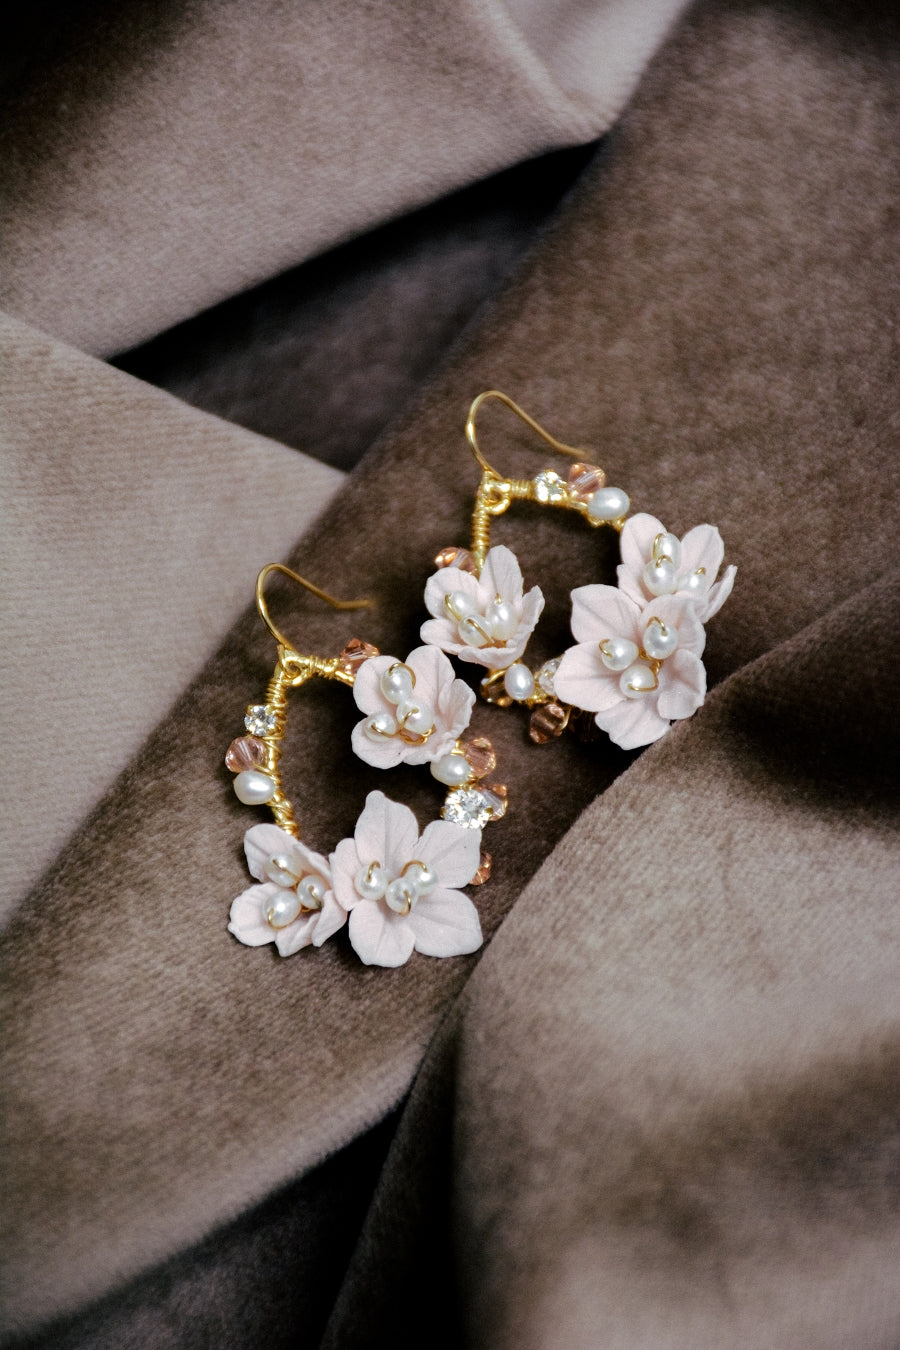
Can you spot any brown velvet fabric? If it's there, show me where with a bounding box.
[2,0,899,1343]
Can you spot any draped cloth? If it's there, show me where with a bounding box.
[2,1,898,1346]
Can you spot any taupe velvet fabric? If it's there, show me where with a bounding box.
[2,0,899,1345]
[0,0,685,356]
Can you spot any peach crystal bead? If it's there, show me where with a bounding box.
[462,736,497,780]
[337,638,380,675]
[528,703,569,743]
[471,852,492,886]
[225,736,267,772]
[434,545,477,573]
[567,461,606,502]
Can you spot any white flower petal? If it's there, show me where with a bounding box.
[228,884,278,946]
[570,584,641,645]
[554,644,623,712]
[351,718,409,770]
[695,563,736,621]
[310,892,349,947]
[423,565,482,622]
[405,644,452,710]
[407,887,483,958]
[328,836,362,910]
[274,913,319,956]
[417,820,482,888]
[353,791,419,878]
[352,654,395,715]
[656,650,706,721]
[679,523,724,580]
[419,615,463,652]
[594,699,670,750]
[479,544,524,603]
[349,901,416,967]
[243,824,303,883]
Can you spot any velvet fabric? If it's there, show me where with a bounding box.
[2,0,899,1345]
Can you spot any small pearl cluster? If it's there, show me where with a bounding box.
[642,531,706,599]
[443,590,519,650]
[355,858,438,916]
[262,851,326,928]
[599,614,677,699]
[363,663,435,744]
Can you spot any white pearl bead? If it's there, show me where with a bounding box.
[503,663,535,701]
[356,862,388,900]
[380,663,414,705]
[398,699,435,738]
[642,557,678,596]
[233,769,276,804]
[430,752,471,787]
[587,486,630,521]
[458,615,491,648]
[642,617,679,660]
[619,662,659,699]
[365,711,398,740]
[485,598,518,642]
[599,636,639,672]
[679,567,708,596]
[445,590,477,621]
[264,888,302,929]
[264,854,300,887]
[296,876,325,911]
[403,861,438,896]
[385,877,418,915]
[652,531,682,568]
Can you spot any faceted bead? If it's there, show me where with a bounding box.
[245,705,276,737]
[337,638,380,675]
[536,657,562,697]
[471,852,492,886]
[442,787,492,829]
[529,703,569,743]
[434,546,477,574]
[225,735,267,773]
[481,783,508,820]
[532,469,567,503]
[462,736,497,780]
[567,461,606,501]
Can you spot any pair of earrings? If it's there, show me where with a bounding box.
[226,391,735,968]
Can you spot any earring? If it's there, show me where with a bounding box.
[225,564,488,968]
[420,390,735,751]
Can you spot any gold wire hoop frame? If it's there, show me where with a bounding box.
[230,566,374,837]
[463,390,625,570]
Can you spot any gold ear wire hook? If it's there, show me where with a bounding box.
[256,563,374,652]
[465,390,591,478]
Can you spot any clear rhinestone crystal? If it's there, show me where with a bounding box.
[532,469,567,503]
[245,705,276,737]
[536,657,562,697]
[442,787,492,829]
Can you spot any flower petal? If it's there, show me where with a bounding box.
[353,791,419,877]
[352,654,395,715]
[404,644,451,710]
[618,513,666,601]
[310,891,349,947]
[479,545,524,603]
[329,836,363,910]
[423,565,483,622]
[695,563,736,621]
[351,719,409,770]
[434,665,476,737]
[679,523,724,581]
[594,699,670,750]
[349,901,416,967]
[656,650,706,721]
[228,884,277,946]
[554,644,623,712]
[417,820,482,888]
[407,887,483,958]
[274,912,319,956]
[243,824,303,883]
[419,615,463,652]
[570,585,641,644]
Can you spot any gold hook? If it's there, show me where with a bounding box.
[465,390,591,478]
[256,563,374,652]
